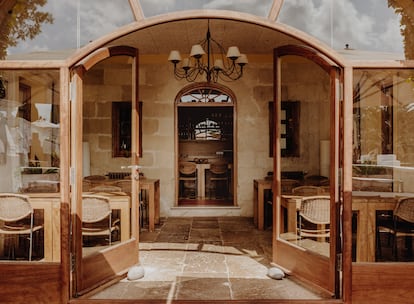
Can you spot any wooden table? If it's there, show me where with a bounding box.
[281,195,302,233]
[196,164,231,199]
[351,192,407,262]
[28,192,131,262]
[140,179,160,232]
[253,179,272,230]
[196,163,210,199]
[91,178,160,232]
[94,193,131,242]
[29,195,61,262]
[282,191,406,262]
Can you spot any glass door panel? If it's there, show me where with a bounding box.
[273,48,341,296]
[72,49,139,295]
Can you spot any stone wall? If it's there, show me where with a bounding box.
[82,55,331,217]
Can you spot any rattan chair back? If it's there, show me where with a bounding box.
[179,161,197,176]
[0,193,43,261]
[300,195,330,225]
[0,193,32,221]
[82,195,112,223]
[209,162,228,175]
[114,180,132,193]
[394,197,414,224]
[89,185,122,193]
[292,185,322,196]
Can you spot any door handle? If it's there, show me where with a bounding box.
[121,165,142,180]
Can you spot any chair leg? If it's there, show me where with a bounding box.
[393,235,398,261]
[29,231,33,261]
[376,229,382,260]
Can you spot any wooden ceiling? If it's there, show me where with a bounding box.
[108,19,299,55]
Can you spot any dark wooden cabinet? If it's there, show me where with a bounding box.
[178,107,233,142]
[112,101,142,157]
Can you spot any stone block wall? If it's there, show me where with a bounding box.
[82,55,331,217]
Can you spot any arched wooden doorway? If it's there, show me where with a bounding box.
[70,45,141,295]
[174,82,237,207]
[272,45,343,296]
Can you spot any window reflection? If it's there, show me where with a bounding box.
[276,56,331,258]
[353,69,414,263]
[140,0,274,18]
[278,1,404,56]
[0,69,60,262]
[81,55,133,257]
[6,0,134,56]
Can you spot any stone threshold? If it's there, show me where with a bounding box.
[170,206,241,217]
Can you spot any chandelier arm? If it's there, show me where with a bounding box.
[218,65,244,81]
[168,20,247,83]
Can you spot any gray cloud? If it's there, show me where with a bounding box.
[7,0,404,56]
[279,0,403,53]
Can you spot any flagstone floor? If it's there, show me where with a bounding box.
[89,217,332,301]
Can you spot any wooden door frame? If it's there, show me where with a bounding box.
[173,82,238,207]
[71,45,140,295]
[272,44,342,295]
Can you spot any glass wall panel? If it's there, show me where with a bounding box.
[278,0,404,57]
[353,68,414,263]
[6,0,134,58]
[278,55,331,257]
[140,0,274,18]
[81,56,133,257]
[0,69,60,262]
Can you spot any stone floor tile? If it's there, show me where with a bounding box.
[155,232,189,243]
[89,216,332,301]
[192,219,219,229]
[174,276,231,300]
[189,228,222,244]
[183,251,228,273]
[229,278,323,300]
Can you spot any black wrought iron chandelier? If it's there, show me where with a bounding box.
[168,21,248,83]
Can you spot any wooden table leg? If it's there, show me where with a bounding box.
[253,180,258,227]
[148,183,155,232]
[258,183,264,230]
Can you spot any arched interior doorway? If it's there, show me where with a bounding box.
[175,82,237,207]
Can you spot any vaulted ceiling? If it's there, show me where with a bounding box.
[108,19,300,56]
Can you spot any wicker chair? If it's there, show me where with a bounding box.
[0,193,43,261]
[281,179,301,194]
[89,185,122,193]
[207,162,229,199]
[114,180,147,228]
[178,162,197,199]
[298,195,330,241]
[114,180,132,194]
[389,198,414,260]
[82,195,119,246]
[292,185,323,196]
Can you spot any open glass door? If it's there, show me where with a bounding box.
[71,46,140,296]
[272,45,342,296]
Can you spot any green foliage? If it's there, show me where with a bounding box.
[0,0,53,59]
[388,0,414,59]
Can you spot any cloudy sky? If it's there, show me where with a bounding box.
[7,0,404,56]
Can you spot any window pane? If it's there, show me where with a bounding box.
[352,68,414,263]
[140,0,274,18]
[0,69,60,262]
[6,0,134,57]
[278,0,404,57]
